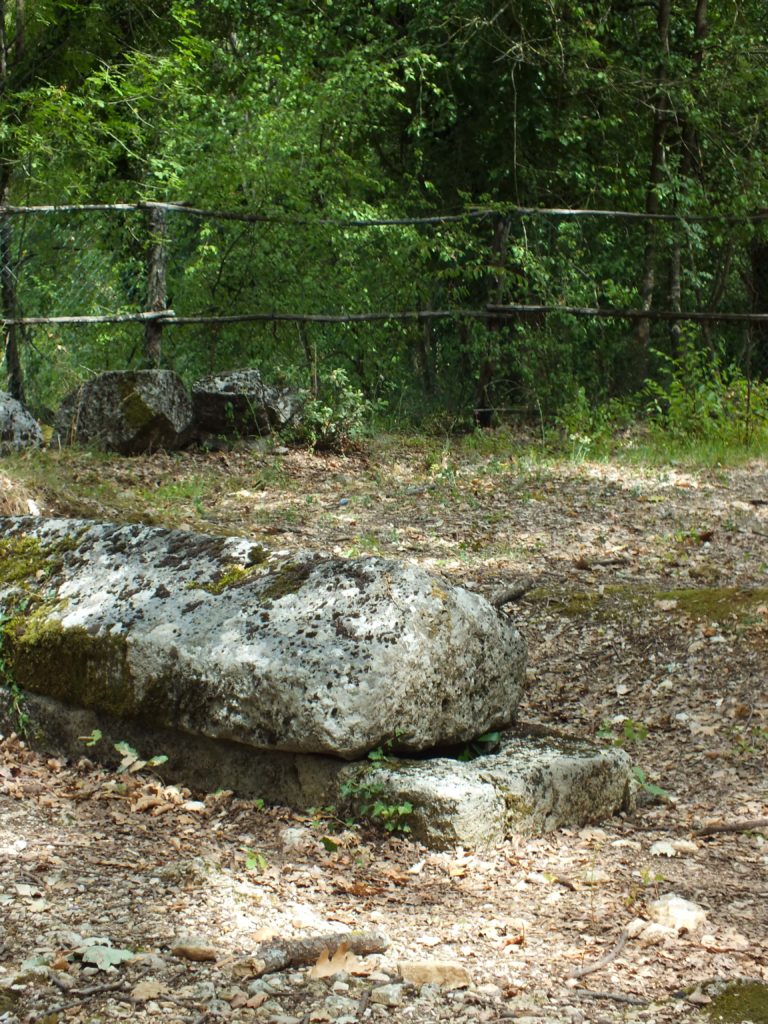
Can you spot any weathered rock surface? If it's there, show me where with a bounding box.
[5,694,633,848]
[191,369,302,437]
[52,370,192,453]
[0,392,43,453]
[337,727,635,847]
[0,516,526,760]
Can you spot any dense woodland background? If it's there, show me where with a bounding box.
[2,0,768,439]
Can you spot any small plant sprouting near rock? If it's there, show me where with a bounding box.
[597,717,671,801]
[457,729,502,762]
[79,730,168,774]
[338,739,414,834]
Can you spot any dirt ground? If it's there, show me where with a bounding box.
[1,437,767,1024]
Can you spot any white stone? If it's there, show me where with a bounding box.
[647,893,708,933]
[0,517,525,760]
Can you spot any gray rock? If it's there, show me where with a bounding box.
[0,392,42,453]
[52,370,192,454]
[336,726,635,847]
[370,984,405,1007]
[0,516,525,760]
[191,369,302,438]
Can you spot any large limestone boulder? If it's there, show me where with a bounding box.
[0,517,526,760]
[53,370,192,454]
[0,392,43,453]
[191,369,302,437]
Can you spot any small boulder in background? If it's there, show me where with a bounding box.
[0,392,43,453]
[53,370,192,454]
[191,369,303,438]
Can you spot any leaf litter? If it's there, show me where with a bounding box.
[0,439,767,1023]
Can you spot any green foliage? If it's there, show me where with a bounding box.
[644,335,768,446]
[597,717,671,801]
[456,730,502,762]
[294,369,382,453]
[597,718,650,747]
[338,741,413,834]
[242,847,268,872]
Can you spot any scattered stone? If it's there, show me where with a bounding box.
[398,960,472,990]
[647,893,708,933]
[52,370,193,453]
[171,936,218,962]
[370,983,405,1007]
[191,369,303,438]
[0,392,42,453]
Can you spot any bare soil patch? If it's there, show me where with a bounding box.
[1,437,767,1023]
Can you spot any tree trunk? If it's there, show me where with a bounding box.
[747,232,768,377]
[1,200,25,402]
[669,0,708,352]
[474,214,511,426]
[143,205,168,367]
[635,0,672,369]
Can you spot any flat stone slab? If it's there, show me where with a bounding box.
[2,695,633,848]
[0,516,526,760]
[343,728,635,847]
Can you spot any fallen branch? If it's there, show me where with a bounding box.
[572,989,647,1006]
[491,577,536,608]
[570,929,628,979]
[234,930,388,978]
[29,979,129,1021]
[695,817,768,837]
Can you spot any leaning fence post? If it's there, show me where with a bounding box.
[143,204,168,367]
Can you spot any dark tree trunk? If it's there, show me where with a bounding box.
[474,214,512,426]
[1,202,25,402]
[747,233,768,377]
[635,0,672,373]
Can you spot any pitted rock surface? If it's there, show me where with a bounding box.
[0,392,43,453]
[0,516,526,759]
[53,370,192,453]
[191,369,302,437]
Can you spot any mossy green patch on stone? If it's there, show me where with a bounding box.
[189,562,266,595]
[0,536,56,586]
[6,622,139,717]
[707,980,768,1023]
[260,561,313,602]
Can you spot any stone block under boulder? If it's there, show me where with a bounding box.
[191,369,302,438]
[0,516,526,760]
[6,694,634,849]
[0,392,43,453]
[52,370,192,454]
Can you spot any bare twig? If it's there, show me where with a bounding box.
[695,817,768,837]
[570,929,628,979]
[572,988,648,1006]
[29,979,129,1021]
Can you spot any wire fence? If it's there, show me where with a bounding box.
[2,201,767,416]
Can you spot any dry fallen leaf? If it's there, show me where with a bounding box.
[308,942,362,979]
[131,980,169,1001]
